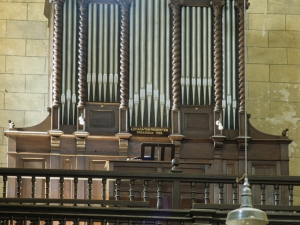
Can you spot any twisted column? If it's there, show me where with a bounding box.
[118,0,132,109]
[235,0,250,113]
[50,0,65,107]
[211,0,224,113]
[77,0,88,109]
[169,0,183,111]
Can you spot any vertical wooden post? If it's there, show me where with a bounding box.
[211,0,226,150]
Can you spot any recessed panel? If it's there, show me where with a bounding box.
[90,110,115,127]
[185,113,209,130]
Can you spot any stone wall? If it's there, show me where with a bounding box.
[0,0,49,167]
[246,0,300,201]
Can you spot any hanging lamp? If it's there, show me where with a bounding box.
[225,0,268,224]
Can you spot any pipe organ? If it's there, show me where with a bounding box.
[5,0,291,190]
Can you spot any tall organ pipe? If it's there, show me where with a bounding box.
[222,4,227,125]
[109,6,115,101]
[129,2,134,126]
[72,0,77,125]
[185,7,190,105]
[203,7,208,105]
[140,0,146,126]
[114,5,119,102]
[87,4,92,102]
[192,7,196,105]
[207,7,212,105]
[153,0,159,127]
[226,0,232,128]
[147,0,153,126]
[159,0,166,127]
[92,4,97,101]
[98,4,103,102]
[134,0,140,126]
[166,1,171,127]
[61,0,67,124]
[103,4,108,102]
[196,7,202,105]
[232,0,237,129]
[181,8,185,104]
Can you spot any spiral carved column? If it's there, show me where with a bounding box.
[211,0,225,149]
[169,0,183,135]
[116,0,132,156]
[49,0,65,151]
[235,0,250,143]
[74,0,89,149]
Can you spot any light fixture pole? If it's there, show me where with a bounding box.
[225,0,269,224]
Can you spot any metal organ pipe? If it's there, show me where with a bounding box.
[87,3,92,102]
[222,4,227,126]
[202,7,208,105]
[114,5,119,102]
[153,0,159,127]
[103,4,108,102]
[134,0,140,126]
[72,0,77,125]
[140,0,146,126]
[196,7,202,105]
[98,4,104,102]
[109,6,115,102]
[192,7,196,105]
[129,2,134,126]
[61,0,67,124]
[185,7,190,105]
[207,7,212,105]
[232,0,237,129]
[66,0,72,125]
[165,0,171,127]
[181,7,185,105]
[92,4,97,102]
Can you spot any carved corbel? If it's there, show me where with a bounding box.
[48,130,64,152]
[236,136,251,150]
[169,134,184,159]
[74,130,89,152]
[115,133,132,156]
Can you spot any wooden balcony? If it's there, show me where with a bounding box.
[0,161,300,224]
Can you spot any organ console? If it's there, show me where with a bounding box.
[5,0,292,203]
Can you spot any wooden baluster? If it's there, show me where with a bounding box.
[232,183,237,204]
[73,178,78,206]
[129,179,135,201]
[17,176,22,198]
[274,184,279,205]
[102,179,107,200]
[45,177,50,203]
[191,182,196,206]
[157,180,162,209]
[88,178,92,205]
[31,176,36,199]
[260,184,266,205]
[289,185,293,206]
[59,177,64,205]
[143,180,148,202]
[115,179,121,201]
[218,183,223,204]
[204,183,210,204]
[2,175,7,198]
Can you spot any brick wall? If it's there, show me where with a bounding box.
[0,0,49,167]
[246,0,300,201]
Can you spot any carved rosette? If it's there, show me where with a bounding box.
[210,0,224,112]
[77,0,88,108]
[50,0,65,107]
[118,0,132,109]
[169,0,183,111]
[235,0,250,113]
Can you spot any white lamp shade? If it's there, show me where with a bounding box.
[226,207,268,225]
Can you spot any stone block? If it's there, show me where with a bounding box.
[288,48,300,65]
[28,3,48,21]
[24,110,49,127]
[0,3,27,20]
[0,56,5,74]
[268,0,300,14]
[247,0,267,14]
[269,31,300,48]
[6,56,45,75]
[4,93,45,111]
[289,157,300,176]
[0,92,3,109]
[26,75,48,93]
[287,84,300,103]
[289,139,300,158]
[249,14,285,31]
[7,20,47,39]
[246,30,268,47]
[0,20,6,38]
[0,39,26,56]
[248,81,269,100]
[246,64,269,81]
[287,15,300,31]
[0,110,25,128]
[270,65,300,83]
[26,40,48,56]
[0,74,26,93]
[248,47,287,64]
[269,83,290,102]
[247,100,270,119]
[8,0,44,2]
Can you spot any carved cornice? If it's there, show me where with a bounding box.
[210,0,224,16]
[235,0,250,13]
[168,0,184,11]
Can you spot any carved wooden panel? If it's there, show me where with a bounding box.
[180,105,214,138]
[85,103,119,134]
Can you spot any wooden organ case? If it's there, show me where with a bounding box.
[5,0,291,205]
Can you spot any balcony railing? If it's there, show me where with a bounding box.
[0,163,300,224]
